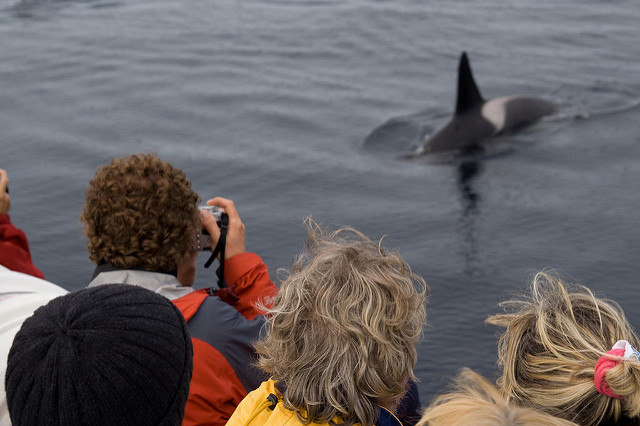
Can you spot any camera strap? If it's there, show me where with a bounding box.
[204,213,228,289]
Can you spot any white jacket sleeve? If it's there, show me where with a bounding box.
[0,266,67,425]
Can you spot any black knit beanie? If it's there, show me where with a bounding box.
[5,284,193,426]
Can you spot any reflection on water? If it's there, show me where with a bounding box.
[456,159,482,277]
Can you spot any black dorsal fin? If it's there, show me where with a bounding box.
[455,52,484,114]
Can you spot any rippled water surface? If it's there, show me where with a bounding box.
[2,0,639,404]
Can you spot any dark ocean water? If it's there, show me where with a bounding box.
[1,0,639,406]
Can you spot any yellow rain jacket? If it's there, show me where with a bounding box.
[227,379,403,426]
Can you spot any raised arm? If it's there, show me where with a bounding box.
[200,197,277,319]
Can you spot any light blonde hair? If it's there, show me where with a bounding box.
[417,368,578,426]
[255,218,429,425]
[486,270,640,425]
[81,154,200,273]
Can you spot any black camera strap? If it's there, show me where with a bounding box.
[204,213,228,289]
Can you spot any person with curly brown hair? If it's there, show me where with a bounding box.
[81,153,278,425]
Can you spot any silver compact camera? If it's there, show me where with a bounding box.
[199,205,224,222]
[196,205,224,251]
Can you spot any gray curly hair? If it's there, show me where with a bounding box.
[256,218,429,425]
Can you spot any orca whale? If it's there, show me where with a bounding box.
[416,52,557,155]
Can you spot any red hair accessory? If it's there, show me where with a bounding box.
[594,340,640,399]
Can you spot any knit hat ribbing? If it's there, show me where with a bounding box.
[5,284,193,426]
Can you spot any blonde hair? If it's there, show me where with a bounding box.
[486,270,640,425]
[255,218,429,425]
[81,154,200,273]
[417,368,577,426]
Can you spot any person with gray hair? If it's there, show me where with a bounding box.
[228,218,429,426]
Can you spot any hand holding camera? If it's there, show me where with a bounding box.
[196,205,223,251]
[198,197,246,260]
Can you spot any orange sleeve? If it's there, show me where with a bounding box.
[181,338,249,426]
[218,253,278,320]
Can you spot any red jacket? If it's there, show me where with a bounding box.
[173,253,278,425]
[0,214,44,279]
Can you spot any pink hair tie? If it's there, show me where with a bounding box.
[594,340,640,399]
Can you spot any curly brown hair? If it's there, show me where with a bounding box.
[81,153,200,273]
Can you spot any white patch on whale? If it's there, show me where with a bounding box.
[414,52,558,154]
[481,96,513,132]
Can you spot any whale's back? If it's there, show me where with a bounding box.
[420,53,558,154]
